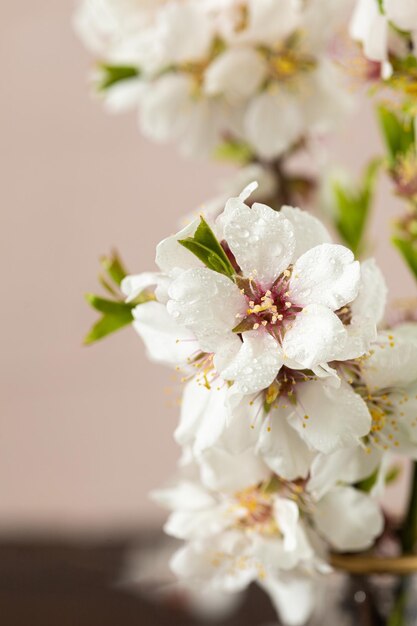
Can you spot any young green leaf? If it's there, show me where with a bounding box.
[179,216,236,278]
[100,250,129,287]
[393,236,417,282]
[84,310,133,345]
[377,105,415,166]
[214,139,253,164]
[85,294,135,316]
[98,64,140,91]
[330,158,381,255]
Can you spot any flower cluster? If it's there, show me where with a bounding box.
[120,183,417,624]
[350,0,417,86]
[74,0,350,159]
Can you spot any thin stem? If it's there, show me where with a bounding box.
[402,461,417,554]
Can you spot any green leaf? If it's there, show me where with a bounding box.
[377,105,415,165]
[85,294,134,315]
[393,236,417,282]
[98,64,140,91]
[331,158,381,254]
[100,250,128,287]
[214,139,253,164]
[179,216,236,278]
[84,310,133,345]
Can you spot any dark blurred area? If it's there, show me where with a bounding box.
[0,532,277,626]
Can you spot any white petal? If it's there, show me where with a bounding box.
[165,508,228,540]
[121,272,161,302]
[273,497,300,552]
[313,486,384,552]
[224,202,295,287]
[175,380,229,452]
[204,48,267,103]
[155,217,202,275]
[351,258,387,325]
[361,326,417,390]
[198,445,270,494]
[282,304,347,369]
[289,244,360,310]
[151,480,216,512]
[308,447,382,500]
[385,0,417,31]
[244,0,300,45]
[288,380,371,454]
[260,575,316,626]
[280,206,332,259]
[139,74,193,143]
[217,330,283,395]
[257,407,315,480]
[167,268,247,353]
[132,301,197,366]
[157,4,213,64]
[245,91,304,160]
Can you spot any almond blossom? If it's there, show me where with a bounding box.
[350,0,417,79]
[153,465,383,625]
[163,184,385,395]
[75,0,351,158]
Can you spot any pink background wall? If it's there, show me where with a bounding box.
[1,1,414,533]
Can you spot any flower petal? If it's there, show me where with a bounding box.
[260,575,316,626]
[121,272,161,302]
[223,202,295,288]
[156,217,202,275]
[167,268,247,353]
[198,445,270,494]
[313,486,384,552]
[362,325,417,390]
[216,330,283,394]
[132,301,197,366]
[288,380,371,454]
[257,406,315,480]
[289,243,360,310]
[308,447,382,500]
[280,205,331,259]
[204,48,267,104]
[282,304,347,369]
[245,91,304,160]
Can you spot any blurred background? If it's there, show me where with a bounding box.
[1,1,416,624]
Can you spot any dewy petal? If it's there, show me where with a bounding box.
[280,206,331,259]
[245,90,304,160]
[282,304,347,369]
[132,301,197,367]
[257,406,315,480]
[121,272,161,302]
[361,325,417,391]
[288,380,371,454]
[313,486,384,552]
[289,244,360,310]
[260,575,316,626]
[167,268,247,353]
[216,330,283,395]
[156,217,202,275]
[204,48,267,104]
[223,202,295,288]
[273,498,300,552]
[333,259,386,361]
[351,258,387,325]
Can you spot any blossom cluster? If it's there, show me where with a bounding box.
[121,182,417,624]
[74,0,350,159]
[350,0,417,83]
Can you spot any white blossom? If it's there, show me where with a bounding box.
[152,465,383,625]
[75,0,351,158]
